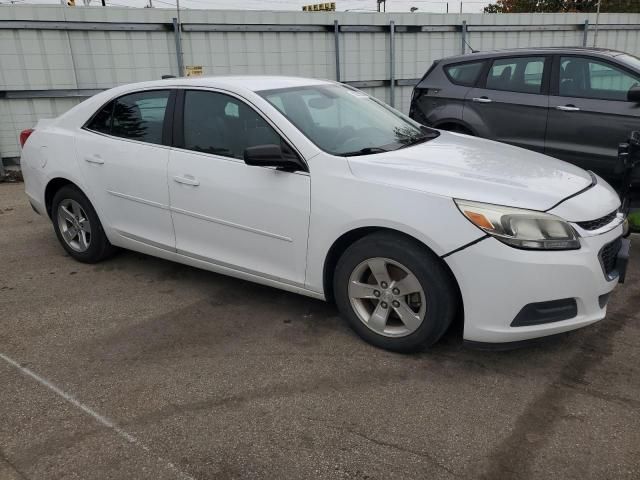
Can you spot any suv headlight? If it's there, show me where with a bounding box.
[454,199,580,250]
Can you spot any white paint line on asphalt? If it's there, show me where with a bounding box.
[0,352,196,480]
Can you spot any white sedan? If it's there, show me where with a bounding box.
[20,76,630,352]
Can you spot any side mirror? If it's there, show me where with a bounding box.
[243,143,305,172]
[628,86,640,103]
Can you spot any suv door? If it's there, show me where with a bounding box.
[168,89,310,287]
[463,55,551,153]
[546,55,640,178]
[75,89,176,249]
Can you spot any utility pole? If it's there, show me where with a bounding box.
[175,0,184,76]
[593,0,601,47]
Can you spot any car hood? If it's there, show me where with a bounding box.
[347,131,596,213]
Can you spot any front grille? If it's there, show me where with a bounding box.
[599,238,622,277]
[577,211,617,231]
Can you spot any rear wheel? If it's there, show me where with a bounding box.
[52,186,117,263]
[333,232,457,352]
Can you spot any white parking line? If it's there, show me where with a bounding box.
[0,352,196,480]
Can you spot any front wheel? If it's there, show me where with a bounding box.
[333,232,458,353]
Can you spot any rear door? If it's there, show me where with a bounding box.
[546,55,640,178]
[463,55,551,153]
[75,89,176,249]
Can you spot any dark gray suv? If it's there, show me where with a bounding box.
[409,47,640,184]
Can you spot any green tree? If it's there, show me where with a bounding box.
[484,0,640,13]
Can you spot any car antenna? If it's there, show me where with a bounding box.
[464,38,478,53]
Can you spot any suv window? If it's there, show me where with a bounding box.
[486,56,546,94]
[559,56,640,101]
[182,90,282,159]
[444,61,484,86]
[109,90,170,144]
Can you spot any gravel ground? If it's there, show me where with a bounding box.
[1,182,639,480]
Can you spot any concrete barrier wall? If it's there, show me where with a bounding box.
[1,5,639,160]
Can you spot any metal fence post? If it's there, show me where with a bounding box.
[583,19,589,47]
[389,20,395,108]
[172,17,184,77]
[334,20,341,82]
[461,20,467,55]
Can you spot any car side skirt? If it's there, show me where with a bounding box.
[113,231,326,301]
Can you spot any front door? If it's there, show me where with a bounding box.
[546,55,640,178]
[464,55,550,153]
[167,89,310,286]
[75,89,175,249]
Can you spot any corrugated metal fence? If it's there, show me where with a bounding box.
[1,5,640,161]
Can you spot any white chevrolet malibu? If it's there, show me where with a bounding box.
[20,76,631,352]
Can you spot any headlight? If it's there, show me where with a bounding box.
[454,199,580,250]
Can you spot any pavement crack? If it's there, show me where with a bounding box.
[304,416,463,479]
[476,309,633,480]
[557,380,640,410]
[0,446,30,480]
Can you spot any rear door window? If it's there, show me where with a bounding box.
[444,61,484,86]
[86,90,171,145]
[111,90,170,145]
[485,56,546,94]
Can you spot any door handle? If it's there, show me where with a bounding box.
[173,175,200,186]
[84,155,104,164]
[556,105,581,112]
[472,97,493,103]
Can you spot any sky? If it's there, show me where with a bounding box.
[1,0,489,14]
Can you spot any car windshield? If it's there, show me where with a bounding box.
[258,84,438,156]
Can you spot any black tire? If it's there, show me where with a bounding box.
[51,185,117,263]
[333,232,458,353]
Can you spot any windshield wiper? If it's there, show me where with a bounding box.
[396,131,440,150]
[341,147,389,157]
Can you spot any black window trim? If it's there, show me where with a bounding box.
[172,86,308,173]
[443,59,487,87]
[479,54,553,96]
[82,88,176,148]
[550,53,640,102]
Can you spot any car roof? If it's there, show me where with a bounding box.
[109,75,334,93]
[440,47,628,63]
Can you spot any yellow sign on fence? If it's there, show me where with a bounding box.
[185,66,203,77]
[302,3,336,11]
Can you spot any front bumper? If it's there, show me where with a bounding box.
[444,224,626,344]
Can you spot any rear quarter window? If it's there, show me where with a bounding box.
[444,61,484,86]
[86,101,114,134]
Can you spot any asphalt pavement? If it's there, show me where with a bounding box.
[1,182,639,480]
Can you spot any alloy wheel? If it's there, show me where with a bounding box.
[348,257,426,338]
[57,199,92,253]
